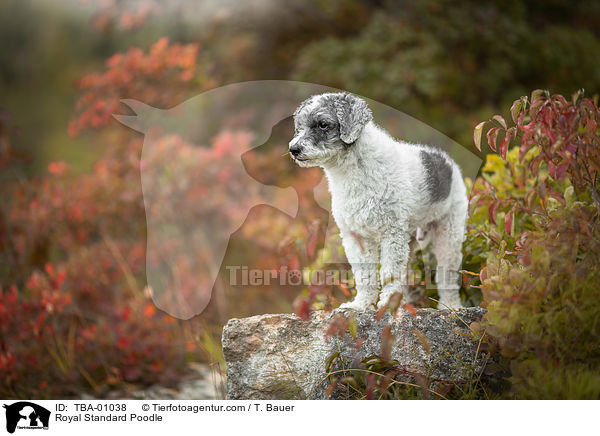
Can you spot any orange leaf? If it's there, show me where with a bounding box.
[402,303,417,317]
[143,303,156,317]
[338,282,351,298]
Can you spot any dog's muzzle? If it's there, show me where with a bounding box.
[289,144,302,158]
[288,136,305,159]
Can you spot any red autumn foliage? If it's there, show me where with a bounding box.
[466,90,600,398]
[1,36,329,397]
[68,37,214,137]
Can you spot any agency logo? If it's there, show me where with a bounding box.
[2,402,50,434]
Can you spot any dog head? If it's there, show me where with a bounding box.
[289,92,372,167]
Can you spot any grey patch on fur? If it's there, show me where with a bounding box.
[293,95,316,118]
[295,109,340,151]
[420,149,453,202]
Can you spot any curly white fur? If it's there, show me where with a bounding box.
[290,93,468,310]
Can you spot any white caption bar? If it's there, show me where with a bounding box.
[0,399,594,435]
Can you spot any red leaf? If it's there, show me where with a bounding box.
[529,154,544,176]
[365,374,376,400]
[355,337,366,352]
[555,161,569,180]
[117,336,131,348]
[504,210,513,236]
[488,200,499,225]
[48,161,68,176]
[529,95,548,118]
[499,135,510,160]
[486,127,499,152]
[44,263,55,277]
[297,300,310,321]
[586,117,597,134]
[548,160,557,179]
[306,230,318,260]
[338,282,351,298]
[121,306,131,321]
[402,303,417,317]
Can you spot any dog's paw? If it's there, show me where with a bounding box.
[376,299,389,310]
[339,300,374,311]
[376,292,400,310]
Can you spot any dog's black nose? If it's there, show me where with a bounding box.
[289,145,302,157]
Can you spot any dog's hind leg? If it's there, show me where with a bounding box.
[431,208,467,310]
[339,233,379,310]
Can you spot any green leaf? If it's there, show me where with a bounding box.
[493,115,507,129]
[348,316,357,340]
[473,121,486,151]
[531,89,546,101]
[510,100,522,124]
[564,185,575,208]
[325,352,340,372]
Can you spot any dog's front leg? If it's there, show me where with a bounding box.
[377,231,410,310]
[339,233,379,310]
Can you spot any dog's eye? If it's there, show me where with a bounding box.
[318,121,328,130]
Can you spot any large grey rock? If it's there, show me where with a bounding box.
[222,307,487,399]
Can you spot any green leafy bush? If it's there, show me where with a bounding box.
[469,90,600,399]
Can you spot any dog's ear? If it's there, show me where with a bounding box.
[334,93,372,144]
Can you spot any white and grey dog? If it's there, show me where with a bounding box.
[289,92,468,310]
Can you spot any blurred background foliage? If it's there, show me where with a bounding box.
[1,0,599,398]
[3,0,600,175]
